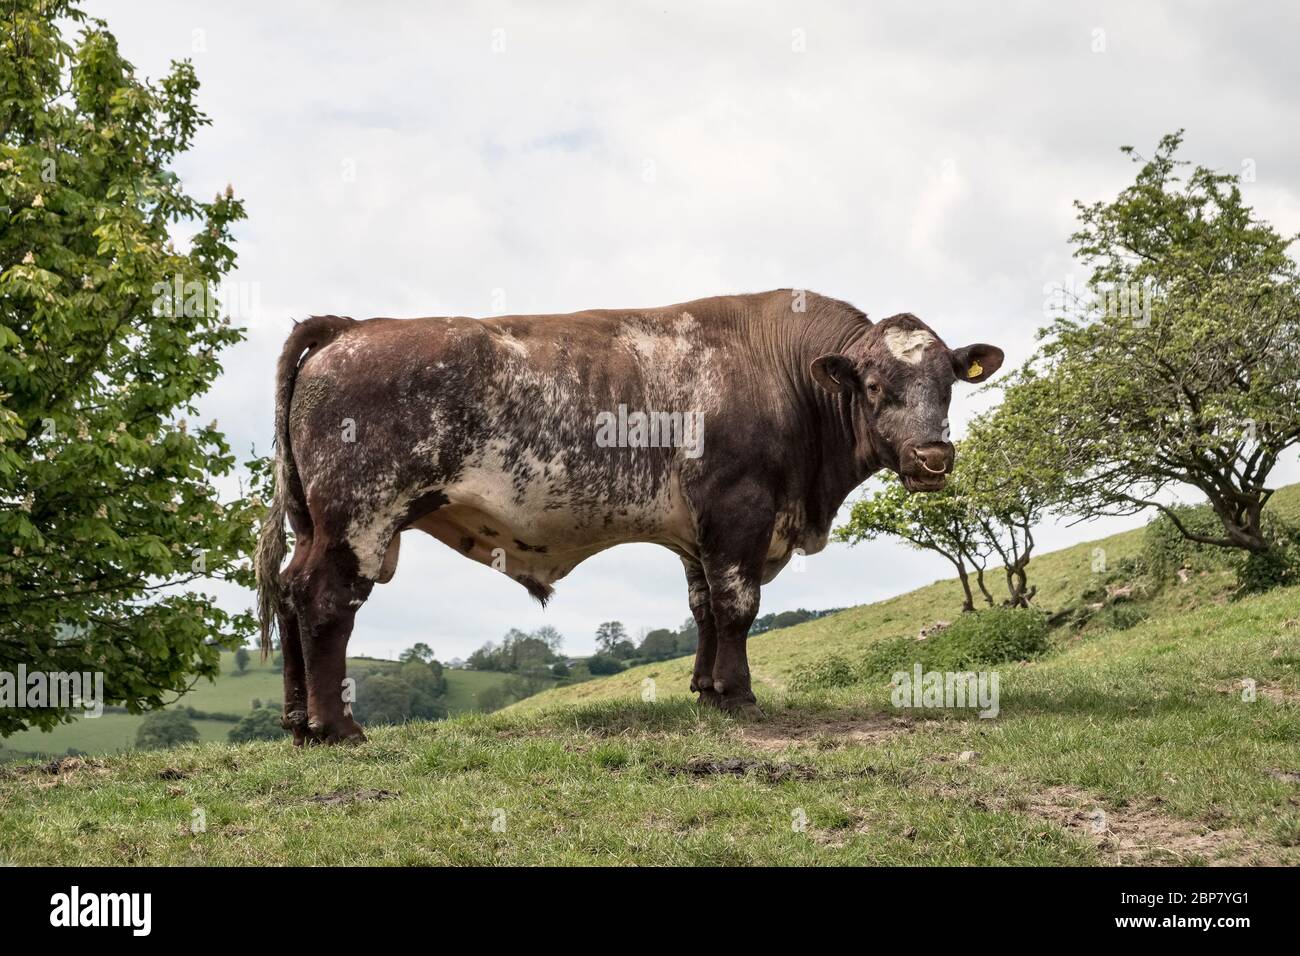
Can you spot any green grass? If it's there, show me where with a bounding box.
[0,652,524,762]
[182,651,285,714]
[0,713,239,761]
[1,487,1297,865]
[440,669,519,714]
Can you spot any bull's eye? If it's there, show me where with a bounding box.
[865,381,882,396]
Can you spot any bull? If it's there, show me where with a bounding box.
[255,290,1002,742]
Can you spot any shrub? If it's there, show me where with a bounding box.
[1234,527,1300,595]
[227,708,287,743]
[905,607,1050,674]
[1141,504,1233,581]
[789,653,859,691]
[586,653,624,675]
[859,637,915,681]
[135,711,200,751]
[1092,603,1149,632]
[1144,504,1300,594]
[792,608,1050,690]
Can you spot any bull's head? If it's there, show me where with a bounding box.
[810,313,1003,492]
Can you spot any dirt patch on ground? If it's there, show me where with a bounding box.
[662,755,820,782]
[1005,785,1278,865]
[2,755,112,789]
[654,753,883,784]
[736,711,917,752]
[306,788,397,806]
[1217,678,1300,704]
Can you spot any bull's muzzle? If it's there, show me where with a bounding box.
[901,442,953,492]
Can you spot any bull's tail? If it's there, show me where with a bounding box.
[255,315,355,659]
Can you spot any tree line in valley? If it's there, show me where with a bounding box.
[837,131,1300,617]
[465,607,839,687]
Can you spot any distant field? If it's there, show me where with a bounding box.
[0,650,527,762]
[441,668,520,714]
[0,713,238,761]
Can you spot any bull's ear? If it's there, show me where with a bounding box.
[952,344,1004,384]
[811,354,857,394]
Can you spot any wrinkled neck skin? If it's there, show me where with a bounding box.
[743,294,885,534]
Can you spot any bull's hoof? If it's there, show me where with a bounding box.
[724,701,765,720]
[692,674,725,709]
[306,717,367,746]
[283,709,310,747]
[695,687,724,709]
[718,695,764,720]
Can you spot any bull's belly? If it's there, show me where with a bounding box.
[404,473,697,597]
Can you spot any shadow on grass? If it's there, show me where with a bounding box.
[1002,685,1228,722]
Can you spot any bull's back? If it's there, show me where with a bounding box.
[288,304,727,583]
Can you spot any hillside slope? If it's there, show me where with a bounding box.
[511,483,1300,712]
[1,488,1297,866]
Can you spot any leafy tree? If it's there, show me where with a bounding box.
[398,642,435,664]
[749,608,841,636]
[1033,131,1300,558]
[594,621,627,653]
[0,1,257,735]
[227,707,285,743]
[351,659,448,725]
[674,618,698,655]
[401,658,447,713]
[352,673,411,725]
[508,667,549,698]
[529,624,563,654]
[608,638,637,660]
[958,399,1069,607]
[465,628,560,672]
[550,659,571,677]
[234,647,250,673]
[476,684,513,713]
[465,639,502,671]
[836,471,994,612]
[638,628,679,661]
[135,709,199,750]
[586,652,623,675]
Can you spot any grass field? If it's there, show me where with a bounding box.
[0,650,520,762]
[1,489,1297,865]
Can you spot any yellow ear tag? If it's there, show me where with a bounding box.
[968,360,983,379]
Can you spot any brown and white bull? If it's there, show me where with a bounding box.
[255,290,1002,743]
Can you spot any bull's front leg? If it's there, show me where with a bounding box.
[697,484,773,718]
[682,557,720,707]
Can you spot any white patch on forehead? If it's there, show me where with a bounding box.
[883,328,935,365]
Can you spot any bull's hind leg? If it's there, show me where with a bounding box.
[278,608,310,745]
[278,536,312,745]
[290,539,375,745]
[682,558,721,708]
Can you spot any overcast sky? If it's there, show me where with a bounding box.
[86,0,1300,661]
